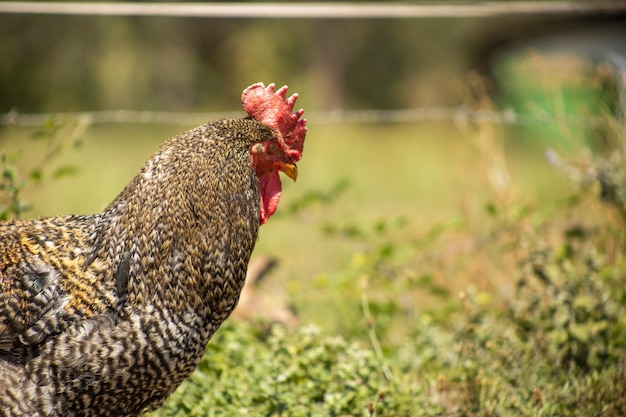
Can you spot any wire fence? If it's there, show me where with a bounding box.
[0,107,611,129]
[0,1,625,18]
[1,3,623,131]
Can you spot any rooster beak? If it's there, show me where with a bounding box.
[278,162,298,182]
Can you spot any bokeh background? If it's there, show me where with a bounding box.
[2,3,626,413]
[2,5,624,317]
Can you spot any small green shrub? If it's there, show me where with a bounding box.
[152,323,392,417]
[0,117,86,219]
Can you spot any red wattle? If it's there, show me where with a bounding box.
[258,171,282,225]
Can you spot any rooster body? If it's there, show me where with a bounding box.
[0,84,306,416]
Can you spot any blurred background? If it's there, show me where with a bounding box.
[1,2,625,332]
[1,3,624,111]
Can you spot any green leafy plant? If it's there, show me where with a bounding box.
[152,323,392,417]
[0,116,87,219]
[0,151,31,219]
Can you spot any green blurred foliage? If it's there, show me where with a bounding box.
[1,11,591,113]
[1,9,626,416]
[0,117,86,219]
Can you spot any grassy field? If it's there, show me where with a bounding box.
[1,60,625,415]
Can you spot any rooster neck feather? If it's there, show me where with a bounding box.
[95,118,273,322]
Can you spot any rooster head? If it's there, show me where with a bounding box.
[241,82,307,225]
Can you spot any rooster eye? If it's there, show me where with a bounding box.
[267,142,279,154]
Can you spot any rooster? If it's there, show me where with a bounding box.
[0,82,307,417]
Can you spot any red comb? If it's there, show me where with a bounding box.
[241,82,307,162]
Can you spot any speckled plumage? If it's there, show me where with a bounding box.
[0,118,283,416]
